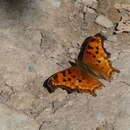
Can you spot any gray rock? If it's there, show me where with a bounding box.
[95,15,114,28]
[0,0,130,130]
[107,35,117,42]
[8,91,36,111]
[114,4,130,33]
[49,0,61,8]
[114,93,130,130]
[0,103,39,130]
[81,0,97,9]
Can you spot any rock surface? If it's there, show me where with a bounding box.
[95,15,114,28]
[0,103,39,130]
[114,3,130,33]
[0,0,130,130]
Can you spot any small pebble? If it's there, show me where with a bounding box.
[95,15,114,28]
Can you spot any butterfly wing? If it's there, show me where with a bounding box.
[45,66,103,96]
[79,33,119,80]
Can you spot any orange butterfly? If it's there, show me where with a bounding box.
[44,33,119,96]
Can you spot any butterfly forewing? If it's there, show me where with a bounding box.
[80,34,119,79]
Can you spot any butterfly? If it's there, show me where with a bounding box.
[44,33,119,96]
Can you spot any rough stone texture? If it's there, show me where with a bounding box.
[0,103,39,130]
[0,0,130,130]
[95,15,114,28]
[114,3,130,33]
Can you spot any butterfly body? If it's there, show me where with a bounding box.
[44,33,119,96]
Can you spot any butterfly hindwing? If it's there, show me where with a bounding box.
[46,66,102,96]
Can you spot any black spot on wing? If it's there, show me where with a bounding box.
[72,75,76,78]
[77,79,82,82]
[68,70,72,74]
[96,50,99,54]
[61,71,66,77]
[86,51,92,55]
[63,79,67,82]
[96,46,99,50]
[87,45,94,49]
[53,74,58,80]
[68,78,71,81]
[93,55,96,58]
[96,60,101,63]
